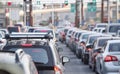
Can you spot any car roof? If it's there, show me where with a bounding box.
[107,39,120,43]
[97,37,120,40]
[108,23,120,25]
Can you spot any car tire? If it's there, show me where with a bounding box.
[89,65,92,69]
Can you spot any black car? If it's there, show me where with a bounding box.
[3,33,69,74]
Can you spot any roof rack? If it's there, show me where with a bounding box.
[5,32,53,40]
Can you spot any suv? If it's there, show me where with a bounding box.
[0,49,38,74]
[4,32,69,74]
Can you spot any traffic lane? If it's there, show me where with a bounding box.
[58,42,95,74]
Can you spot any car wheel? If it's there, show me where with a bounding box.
[76,50,80,58]
[89,64,92,69]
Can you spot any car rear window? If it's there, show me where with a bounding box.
[109,26,120,33]
[89,36,99,44]
[98,39,109,47]
[97,25,106,28]
[82,34,89,40]
[9,48,49,64]
[109,43,120,52]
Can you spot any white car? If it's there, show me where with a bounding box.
[96,40,120,74]
[0,49,38,74]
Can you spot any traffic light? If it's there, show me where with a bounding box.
[7,2,12,6]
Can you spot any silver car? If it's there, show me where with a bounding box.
[96,40,120,74]
[89,37,120,72]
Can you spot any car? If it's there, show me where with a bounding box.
[89,37,120,71]
[75,32,96,58]
[65,27,78,47]
[0,49,38,74]
[82,34,111,64]
[71,30,87,53]
[96,40,120,74]
[0,31,7,50]
[95,23,107,28]
[4,32,69,74]
[106,23,120,36]
[27,26,56,42]
[0,28,9,34]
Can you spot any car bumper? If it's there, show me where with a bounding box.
[103,62,120,74]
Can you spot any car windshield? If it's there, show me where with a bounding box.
[9,48,48,64]
[109,43,120,52]
[109,25,120,33]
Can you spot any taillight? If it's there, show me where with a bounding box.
[54,66,62,74]
[104,55,118,62]
[21,44,32,47]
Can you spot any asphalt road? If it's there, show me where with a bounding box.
[58,41,95,74]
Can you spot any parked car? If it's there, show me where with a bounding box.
[96,40,120,74]
[0,49,38,74]
[4,33,69,74]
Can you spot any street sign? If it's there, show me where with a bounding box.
[71,4,75,13]
[92,0,96,2]
[87,2,96,12]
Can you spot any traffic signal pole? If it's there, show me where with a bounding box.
[23,0,33,26]
[81,0,84,25]
[101,0,104,23]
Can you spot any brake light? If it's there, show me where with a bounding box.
[54,66,62,74]
[40,30,47,32]
[104,55,118,62]
[21,44,32,47]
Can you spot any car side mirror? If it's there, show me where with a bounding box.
[102,30,106,33]
[62,56,70,65]
[68,35,71,38]
[96,48,103,53]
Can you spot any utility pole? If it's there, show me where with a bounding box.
[117,0,119,22]
[23,0,33,26]
[107,0,110,24]
[101,0,104,23]
[81,0,84,25]
[75,0,80,28]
